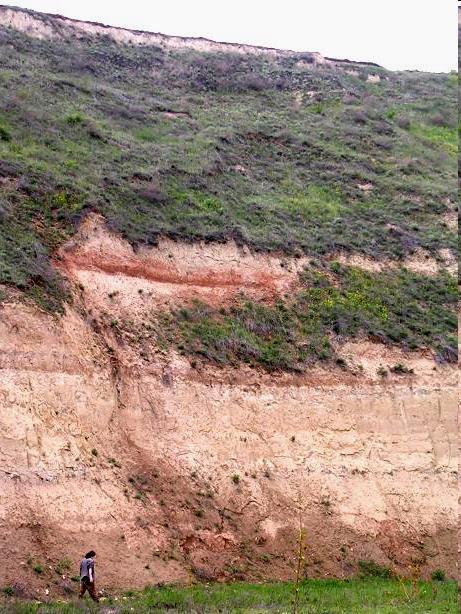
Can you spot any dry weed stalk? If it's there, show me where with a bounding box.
[292,491,307,614]
[397,560,422,602]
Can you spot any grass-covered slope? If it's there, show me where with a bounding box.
[153,265,457,370]
[0,16,457,362]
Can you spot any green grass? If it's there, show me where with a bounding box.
[152,264,457,370]
[1,579,457,612]
[0,16,457,369]
[0,24,456,316]
[409,123,457,156]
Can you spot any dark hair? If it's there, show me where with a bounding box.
[85,550,96,558]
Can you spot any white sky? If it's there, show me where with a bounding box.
[2,0,458,72]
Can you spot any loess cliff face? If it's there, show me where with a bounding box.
[0,218,457,595]
[0,4,458,598]
[0,4,327,60]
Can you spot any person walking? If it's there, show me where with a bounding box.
[79,550,100,602]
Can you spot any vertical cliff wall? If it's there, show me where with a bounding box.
[0,222,456,595]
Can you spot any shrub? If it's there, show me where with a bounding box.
[390,363,414,375]
[396,116,411,129]
[296,52,316,64]
[55,557,72,575]
[66,112,85,125]
[428,113,451,128]
[137,187,166,204]
[352,109,368,124]
[0,125,11,141]
[309,102,324,114]
[231,474,240,484]
[33,564,43,574]
[358,559,394,579]
[134,126,157,141]
[241,74,269,91]
[431,569,446,582]
[386,108,397,120]
[192,566,216,582]
[2,586,14,596]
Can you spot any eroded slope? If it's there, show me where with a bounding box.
[0,225,457,597]
[0,6,458,598]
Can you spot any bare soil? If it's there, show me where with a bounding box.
[0,217,457,599]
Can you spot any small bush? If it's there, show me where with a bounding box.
[2,586,14,596]
[358,559,393,579]
[241,74,269,91]
[309,102,324,114]
[390,363,414,375]
[386,108,396,120]
[66,112,85,125]
[0,125,11,141]
[192,566,216,582]
[396,116,411,129]
[55,557,72,575]
[260,553,271,562]
[91,448,98,456]
[231,474,240,484]
[33,564,43,574]
[428,113,451,128]
[352,109,368,124]
[134,126,157,141]
[431,569,446,582]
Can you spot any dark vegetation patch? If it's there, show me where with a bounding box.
[0,26,456,362]
[358,560,395,579]
[143,264,456,371]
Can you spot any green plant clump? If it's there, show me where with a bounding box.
[431,569,446,582]
[54,557,72,575]
[358,559,394,579]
